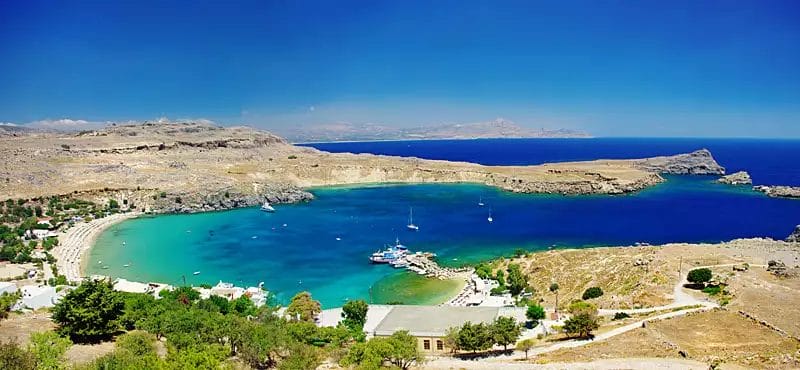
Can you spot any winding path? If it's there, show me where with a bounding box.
[426,263,758,368]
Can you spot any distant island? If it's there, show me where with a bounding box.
[280,118,591,143]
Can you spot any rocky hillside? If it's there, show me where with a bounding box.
[0,122,722,213]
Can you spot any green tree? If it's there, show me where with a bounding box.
[52,279,124,343]
[526,304,546,324]
[495,270,505,286]
[237,320,286,368]
[582,287,604,300]
[342,299,369,332]
[382,331,424,370]
[567,300,598,317]
[230,295,257,316]
[687,268,712,285]
[83,331,159,370]
[516,338,535,359]
[563,313,599,338]
[506,264,528,296]
[490,316,521,351]
[28,331,72,370]
[0,292,20,320]
[279,343,321,370]
[163,344,228,370]
[286,291,321,322]
[456,322,493,353]
[443,327,460,354]
[549,282,560,315]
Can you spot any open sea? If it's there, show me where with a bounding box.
[89,138,800,307]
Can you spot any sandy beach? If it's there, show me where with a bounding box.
[52,212,141,282]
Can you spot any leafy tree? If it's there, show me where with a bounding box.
[162,344,228,370]
[382,331,424,370]
[582,287,604,300]
[526,304,546,324]
[237,320,287,368]
[506,264,528,296]
[279,343,321,370]
[516,338,535,359]
[286,291,321,322]
[490,316,521,351]
[119,292,157,330]
[563,313,599,338]
[613,312,630,320]
[0,340,35,370]
[342,299,369,332]
[52,279,124,343]
[82,331,159,370]
[160,286,200,305]
[443,327,460,354]
[230,295,257,316]
[0,292,20,321]
[549,282,560,314]
[495,270,505,286]
[197,295,230,315]
[455,322,493,353]
[687,268,712,285]
[28,331,72,370]
[513,248,527,258]
[567,301,598,317]
[474,263,493,280]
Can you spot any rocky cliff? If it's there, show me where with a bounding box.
[787,225,800,243]
[718,171,752,185]
[632,149,725,175]
[754,186,800,199]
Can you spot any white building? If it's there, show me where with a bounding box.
[19,285,59,310]
[0,282,18,295]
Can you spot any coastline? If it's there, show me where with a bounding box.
[293,136,594,145]
[53,212,140,282]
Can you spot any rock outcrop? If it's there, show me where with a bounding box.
[753,185,800,199]
[787,225,800,243]
[632,149,725,175]
[718,171,752,185]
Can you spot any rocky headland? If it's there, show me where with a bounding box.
[753,185,800,199]
[0,122,725,213]
[787,225,800,243]
[717,171,752,185]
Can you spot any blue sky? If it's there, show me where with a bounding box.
[1,0,799,137]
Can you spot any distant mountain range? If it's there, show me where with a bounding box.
[280,118,591,143]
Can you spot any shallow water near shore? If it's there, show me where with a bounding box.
[89,176,800,307]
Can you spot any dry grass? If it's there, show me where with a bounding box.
[536,310,800,369]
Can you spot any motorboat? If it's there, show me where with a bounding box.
[260,202,275,212]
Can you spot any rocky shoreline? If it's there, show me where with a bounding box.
[753,185,800,199]
[718,171,752,185]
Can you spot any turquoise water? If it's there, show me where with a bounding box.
[89,177,800,307]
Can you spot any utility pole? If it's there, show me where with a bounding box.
[182,274,186,287]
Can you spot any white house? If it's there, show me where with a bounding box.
[0,282,18,295]
[19,285,59,310]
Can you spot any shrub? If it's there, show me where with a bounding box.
[582,287,604,300]
[563,313,599,338]
[526,304,546,322]
[612,312,630,320]
[288,155,298,159]
[687,268,712,285]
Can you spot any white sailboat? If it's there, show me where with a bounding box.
[260,201,275,212]
[407,207,419,231]
[487,209,493,223]
[478,197,484,206]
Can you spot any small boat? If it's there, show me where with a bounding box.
[487,210,493,223]
[98,260,102,264]
[407,207,419,231]
[260,202,275,212]
[193,271,201,275]
[251,235,258,239]
[478,197,484,207]
[335,237,341,241]
[122,241,126,246]
[123,263,130,268]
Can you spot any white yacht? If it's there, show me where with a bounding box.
[260,201,275,212]
[478,197,485,206]
[406,207,419,231]
[487,210,493,223]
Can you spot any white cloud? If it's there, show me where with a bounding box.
[26,119,106,131]
[0,122,19,126]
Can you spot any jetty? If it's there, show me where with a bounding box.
[402,252,471,279]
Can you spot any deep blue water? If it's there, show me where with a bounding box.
[305,138,800,186]
[89,139,800,308]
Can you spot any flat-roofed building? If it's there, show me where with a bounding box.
[371,305,500,354]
